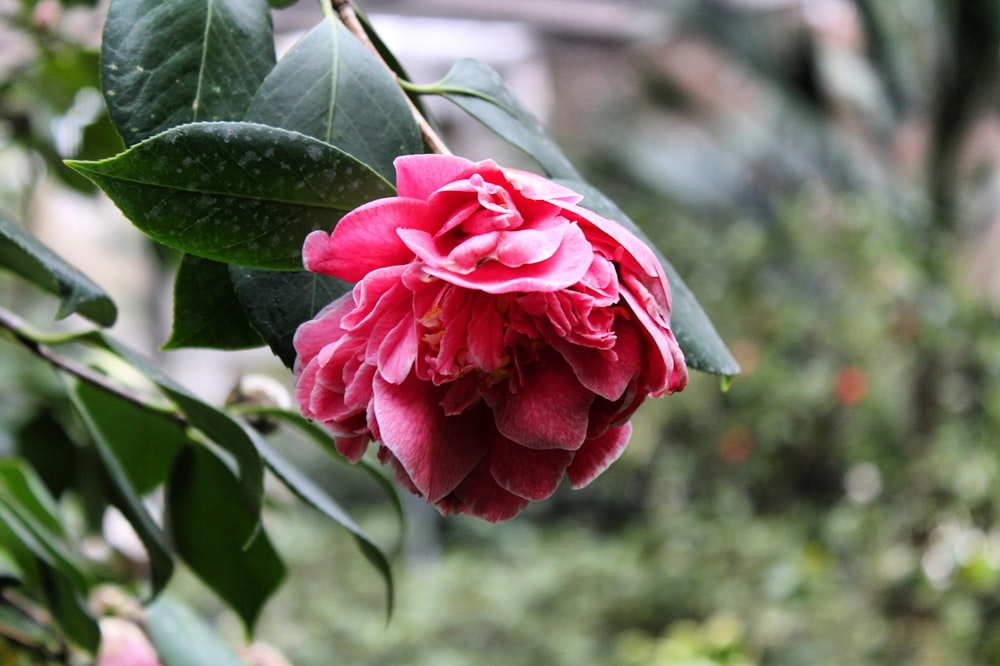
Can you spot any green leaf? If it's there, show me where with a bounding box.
[164,255,264,351]
[101,0,275,144]
[0,486,99,653]
[66,380,177,596]
[559,179,741,376]
[0,461,66,539]
[165,446,285,632]
[14,412,78,498]
[146,596,245,666]
[415,58,582,180]
[67,122,394,269]
[247,429,394,619]
[65,380,186,494]
[228,266,350,368]
[61,330,267,539]
[0,209,117,326]
[247,17,421,182]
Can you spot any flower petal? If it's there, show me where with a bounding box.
[304,199,434,281]
[489,432,573,501]
[446,459,530,522]
[373,374,489,503]
[420,223,593,294]
[552,320,641,401]
[566,423,632,489]
[395,154,479,200]
[486,352,594,450]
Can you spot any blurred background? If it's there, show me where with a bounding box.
[2,0,999,664]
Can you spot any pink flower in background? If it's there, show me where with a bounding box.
[97,617,161,666]
[294,155,687,522]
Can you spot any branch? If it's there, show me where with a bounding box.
[329,0,452,155]
[0,306,186,428]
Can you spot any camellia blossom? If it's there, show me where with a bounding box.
[294,154,687,522]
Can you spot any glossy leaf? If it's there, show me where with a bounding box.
[101,0,275,144]
[0,209,117,326]
[559,179,741,376]
[228,266,350,367]
[0,461,66,540]
[14,411,78,498]
[248,430,394,619]
[164,255,264,350]
[247,17,421,182]
[66,379,178,595]
[236,407,404,532]
[67,122,394,269]
[0,472,100,652]
[166,446,285,632]
[418,58,582,180]
[147,596,245,666]
[66,379,186,494]
[71,330,266,537]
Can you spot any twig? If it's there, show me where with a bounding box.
[0,306,187,428]
[328,0,452,155]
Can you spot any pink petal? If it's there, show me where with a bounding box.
[566,423,632,489]
[465,294,506,372]
[304,199,434,281]
[562,202,665,281]
[500,167,583,204]
[372,374,489,503]
[486,352,594,450]
[335,434,370,463]
[375,310,417,385]
[620,284,688,395]
[444,231,502,273]
[551,321,641,401]
[447,459,530,522]
[292,294,354,364]
[395,154,479,200]
[489,432,573,501]
[340,266,408,331]
[421,223,593,294]
[495,225,566,267]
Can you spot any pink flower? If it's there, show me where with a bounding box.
[294,155,687,522]
[97,618,162,666]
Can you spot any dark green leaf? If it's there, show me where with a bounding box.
[65,380,185,494]
[354,6,437,128]
[0,472,85,593]
[164,255,264,351]
[14,412,78,498]
[236,407,404,533]
[229,266,350,368]
[248,430,393,619]
[0,493,98,653]
[166,446,285,632]
[101,0,275,144]
[66,379,180,595]
[559,179,741,376]
[247,17,421,182]
[418,58,582,180]
[146,596,246,666]
[68,330,266,539]
[0,461,65,538]
[67,122,394,269]
[0,209,117,326]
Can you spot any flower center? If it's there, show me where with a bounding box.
[460,174,524,234]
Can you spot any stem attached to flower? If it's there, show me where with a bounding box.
[328,0,452,155]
